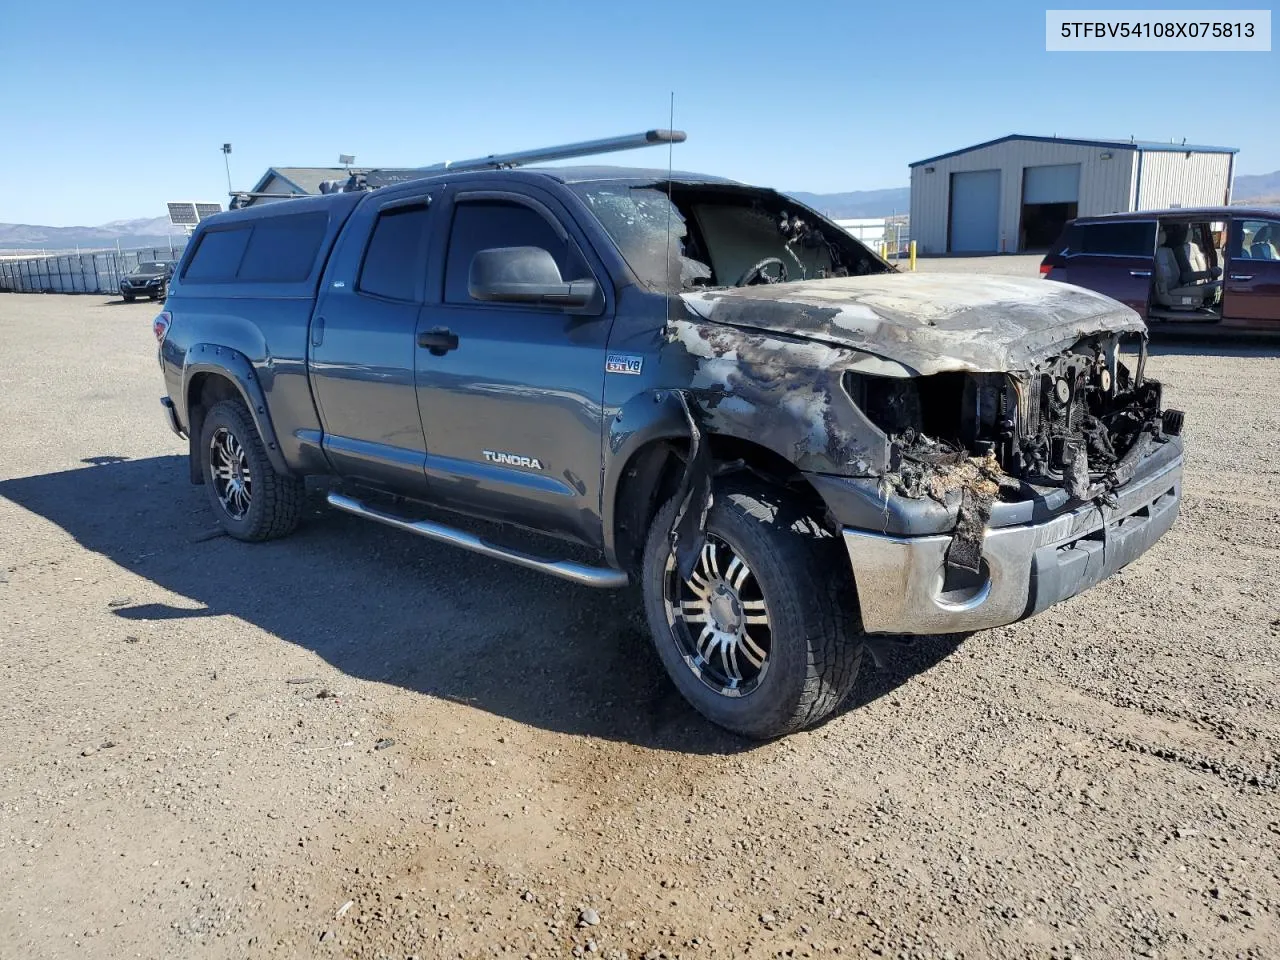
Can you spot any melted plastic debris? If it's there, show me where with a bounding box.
[882,430,1016,504]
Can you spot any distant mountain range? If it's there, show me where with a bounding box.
[1235,170,1280,203]
[3,171,1276,252]
[0,216,179,254]
[784,186,911,219]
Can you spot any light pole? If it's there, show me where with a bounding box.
[221,143,233,195]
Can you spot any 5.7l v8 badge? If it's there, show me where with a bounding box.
[606,354,643,375]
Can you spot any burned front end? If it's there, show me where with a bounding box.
[836,332,1184,634]
[672,273,1185,637]
[854,332,1180,503]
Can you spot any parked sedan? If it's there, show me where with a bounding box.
[119,261,175,302]
[1040,206,1280,333]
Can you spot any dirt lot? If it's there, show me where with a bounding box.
[1,288,1277,960]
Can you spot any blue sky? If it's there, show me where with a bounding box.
[1,0,1274,226]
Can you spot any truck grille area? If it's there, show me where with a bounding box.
[848,332,1179,505]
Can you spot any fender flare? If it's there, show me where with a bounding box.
[181,344,290,478]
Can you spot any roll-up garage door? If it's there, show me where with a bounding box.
[1020,163,1081,251]
[948,170,1001,253]
[1023,163,1080,204]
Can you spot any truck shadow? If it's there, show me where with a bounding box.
[0,456,961,753]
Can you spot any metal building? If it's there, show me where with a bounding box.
[908,135,1238,254]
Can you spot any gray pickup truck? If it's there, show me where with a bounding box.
[154,138,1184,738]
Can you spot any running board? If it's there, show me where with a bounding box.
[325,492,628,589]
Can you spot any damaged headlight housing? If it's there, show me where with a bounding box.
[843,370,1018,464]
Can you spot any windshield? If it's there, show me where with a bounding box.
[133,262,170,275]
[571,183,886,292]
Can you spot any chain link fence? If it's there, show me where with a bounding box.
[0,246,187,295]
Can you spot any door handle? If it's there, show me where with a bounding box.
[417,327,459,356]
[1229,274,1253,281]
[1129,270,1152,278]
[311,315,325,347]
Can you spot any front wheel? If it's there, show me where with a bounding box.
[640,481,865,739]
[198,399,304,542]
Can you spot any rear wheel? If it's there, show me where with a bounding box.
[640,480,865,739]
[198,399,304,542]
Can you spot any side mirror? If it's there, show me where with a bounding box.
[468,246,598,309]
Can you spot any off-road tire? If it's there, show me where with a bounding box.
[199,399,304,542]
[640,480,865,739]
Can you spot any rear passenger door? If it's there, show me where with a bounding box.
[1223,218,1280,323]
[1061,220,1156,315]
[413,186,614,545]
[309,190,438,493]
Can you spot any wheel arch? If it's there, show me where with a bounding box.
[606,413,837,575]
[183,346,289,484]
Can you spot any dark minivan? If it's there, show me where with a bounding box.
[1040,207,1280,332]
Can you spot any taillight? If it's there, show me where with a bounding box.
[153,311,171,342]
[1039,263,1053,277]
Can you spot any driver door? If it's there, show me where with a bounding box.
[414,187,615,544]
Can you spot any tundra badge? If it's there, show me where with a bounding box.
[483,450,544,470]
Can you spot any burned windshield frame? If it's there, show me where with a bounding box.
[570,182,883,293]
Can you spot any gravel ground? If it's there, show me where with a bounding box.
[1,289,1277,960]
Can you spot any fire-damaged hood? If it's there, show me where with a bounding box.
[680,273,1146,375]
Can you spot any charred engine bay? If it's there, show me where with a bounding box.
[864,333,1176,511]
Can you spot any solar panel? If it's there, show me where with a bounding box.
[194,203,223,221]
[167,202,198,226]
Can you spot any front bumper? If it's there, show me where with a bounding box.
[843,442,1182,634]
[121,282,164,295]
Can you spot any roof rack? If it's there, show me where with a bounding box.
[415,128,686,174]
[233,130,687,206]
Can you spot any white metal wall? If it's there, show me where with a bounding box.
[909,140,1139,253]
[1135,151,1232,209]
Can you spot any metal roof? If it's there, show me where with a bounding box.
[248,166,424,195]
[1073,204,1280,223]
[910,134,1240,168]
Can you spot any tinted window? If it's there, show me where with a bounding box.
[183,227,251,281]
[1079,221,1155,257]
[237,212,328,282]
[444,200,588,304]
[1050,223,1081,256]
[1231,219,1280,260]
[358,204,430,301]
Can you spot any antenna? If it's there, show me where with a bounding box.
[664,95,676,327]
[416,129,686,174]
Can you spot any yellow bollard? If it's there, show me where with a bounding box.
[909,240,917,272]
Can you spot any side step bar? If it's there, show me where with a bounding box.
[325,492,628,589]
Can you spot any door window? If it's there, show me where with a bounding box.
[358,203,431,301]
[444,199,590,304]
[1231,219,1280,261]
[1079,221,1156,257]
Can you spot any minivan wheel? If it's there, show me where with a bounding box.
[640,480,865,739]
[198,399,304,542]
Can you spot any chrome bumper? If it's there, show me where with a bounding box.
[844,453,1182,635]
